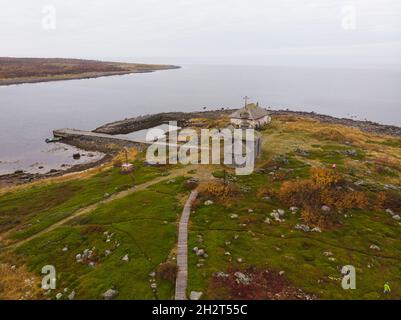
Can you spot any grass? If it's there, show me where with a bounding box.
[1,114,401,300]
[0,157,170,242]
[9,177,188,300]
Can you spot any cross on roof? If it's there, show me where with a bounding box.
[243,96,250,107]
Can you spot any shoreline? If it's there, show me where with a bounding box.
[1,108,400,188]
[0,66,180,87]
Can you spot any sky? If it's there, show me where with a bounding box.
[0,0,400,67]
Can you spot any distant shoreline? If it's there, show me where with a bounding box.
[0,57,180,86]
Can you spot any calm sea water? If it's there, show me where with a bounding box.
[0,64,400,174]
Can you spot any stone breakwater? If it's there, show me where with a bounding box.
[95,109,401,138]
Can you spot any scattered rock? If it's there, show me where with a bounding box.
[323,251,333,257]
[386,209,395,216]
[311,227,322,233]
[204,200,214,206]
[149,271,156,278]
[295,224,310,232]
[321,205,331,212]
[103,289,119,300]
[122,254,129,262]
[190,291,203,300]
[289,206,299,213]
[264,217,271,224]
[370,244,381,251]
[230,214,239,219]
[237,258,243,263]
[234,272,252,285]
[393,215,400,221]
[68,290,75,300]
[55,293,63,300]
[279,271,285,276]
[62,246,68,252]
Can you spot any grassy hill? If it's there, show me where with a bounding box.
[0,114,400,300]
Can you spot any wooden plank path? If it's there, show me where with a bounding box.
[175,189,198,300]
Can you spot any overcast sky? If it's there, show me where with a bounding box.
[1,0,400,67]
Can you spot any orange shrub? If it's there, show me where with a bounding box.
[311,167,342,187]
[198,181,240,201]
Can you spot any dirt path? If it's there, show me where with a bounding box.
[175,189,198,300]
[3,166,196,251]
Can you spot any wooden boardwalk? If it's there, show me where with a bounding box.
[175,190,198,300]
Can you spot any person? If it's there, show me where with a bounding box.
[384,282,391,294]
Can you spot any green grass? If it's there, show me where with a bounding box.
[0,159,169,241]
[13,178,187,300]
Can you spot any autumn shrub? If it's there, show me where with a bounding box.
[157,262,177,283]
[277,167,369,228]
[375,191,401,212]
[198,181,240,201]
[301,205,340,228]
[311,167,343,187]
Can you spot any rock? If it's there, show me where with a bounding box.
[234,272,251,285]
[204,200,214,206]
[88,261,96,267]
[234,234,239,240]
[321,205,331,212]
[370,244,381,251]
[75,254,82,261]
[225,241,231,246]
[56,293,63,300]
[264,217,271,224]
[230,214,239,219]
[323,251,333,257]
[122,254,129,262]
[345,149,358,157]
[196,249,205,256]
[311,227,322,233]
[289,206,299,213]
[62,246,68,252]
[149,271,156,278]
[103,289,119,300]
[68,290,75,300]
[224,252,231,256]
[328,257,336,262]
[72,153,81,160]
[279,271,285,276]
[386,209,395,216]
[104,193,110,198]
[248,209,254,213]
[192,247,199,253]
[392,215,400,221]
[150,283,157,290]
[215,271,229,279]
[277,209,285,217]
[190,291,203,300]
[237,258,243,263]
[270,211,282,222]
[295,224,310,232]
[10,265,16,271]
[104,249,111,256]
[203,253,208,258]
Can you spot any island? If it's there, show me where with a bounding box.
[0,57,180,86]
[0,107,401,300]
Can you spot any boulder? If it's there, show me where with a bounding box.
[68,290,75,300]
[234,272,251,285]
[393,215,400,221]
[321,205,331,212]
[103,289,119,300]
[190,291,203,300]
[295,224,310,232]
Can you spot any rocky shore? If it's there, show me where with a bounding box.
[1,108,400,188]
[95,108,401,137]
